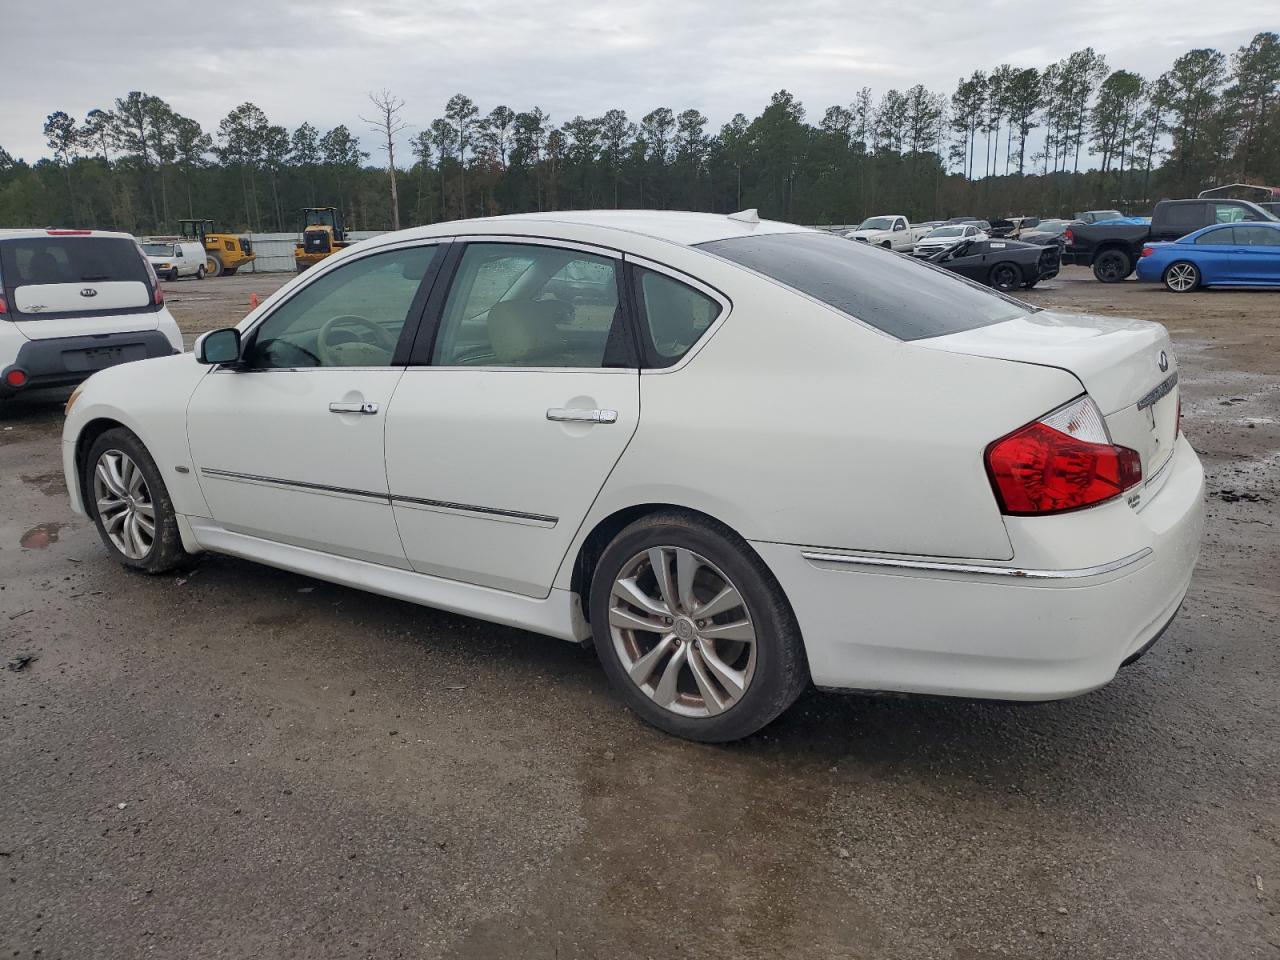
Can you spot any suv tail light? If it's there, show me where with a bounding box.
[1141,246,1155,258]
[985,396,1142,516]
[133,241,164,305]
[1064,228,1074,245]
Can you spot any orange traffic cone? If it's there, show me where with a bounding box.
[249,293,260,309]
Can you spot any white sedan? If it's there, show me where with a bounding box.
[61,210,1204,741]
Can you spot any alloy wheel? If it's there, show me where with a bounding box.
[92,449,155,560]
[608,546,757,718]
[1166,263,1197,292]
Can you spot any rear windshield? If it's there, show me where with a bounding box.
[1,236,152,319]
[698,231,1030,341]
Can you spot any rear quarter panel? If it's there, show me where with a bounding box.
[557,250,1085,588]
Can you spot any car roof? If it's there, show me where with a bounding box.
[0,228,137,241]
[386,210,812,248]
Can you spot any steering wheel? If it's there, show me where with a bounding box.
[316,315,397,366]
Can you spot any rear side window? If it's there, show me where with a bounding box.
[1214,203,1248,224]
[1159,203,1207,232]
[0,237,153,319]
[1194,227,1234,245]
[635,268,721,366]
[698,231,1028,341]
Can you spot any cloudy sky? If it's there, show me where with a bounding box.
[2,0,1273,163]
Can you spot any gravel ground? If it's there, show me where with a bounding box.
[1,266,1277,959]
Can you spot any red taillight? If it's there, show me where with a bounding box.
[1064,228,1074,245]
[133,240,164,305]
[985,397,1142,516]
[5,368,28,388]
[0,295,7,316]
[1141,246,1155,258]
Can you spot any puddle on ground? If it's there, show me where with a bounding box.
[19,522,66,549]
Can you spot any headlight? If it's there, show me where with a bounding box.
[160,263,171,269]
[65,383,84,415]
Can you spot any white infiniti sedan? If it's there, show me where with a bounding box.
[61,210,1204,741]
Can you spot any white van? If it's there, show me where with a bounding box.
[141,239,207,281]
[1,229,183,399]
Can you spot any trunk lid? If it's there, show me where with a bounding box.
[918,310,1180,478]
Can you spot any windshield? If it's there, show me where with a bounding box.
[697,231,1029,341]
[142,243,174,256]
[856,217,895,230]
[926,226,965,238]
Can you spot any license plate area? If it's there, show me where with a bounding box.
[62,343,146,372]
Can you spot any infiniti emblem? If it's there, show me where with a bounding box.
[1157,350,1169,373]
[80,287,98,298]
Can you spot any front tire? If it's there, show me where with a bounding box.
[206,253,224,277]
[84,428,188,574]
[589,511,808,742]
[1093,249,1131,283]
[1163,261,1200,293]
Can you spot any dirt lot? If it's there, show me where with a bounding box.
[2,267,1277,959]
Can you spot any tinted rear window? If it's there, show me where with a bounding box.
[697,231,1029,341]
[2,237,149,287]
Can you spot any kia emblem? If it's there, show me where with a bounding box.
[80,288,98,298]
[1158,350,1169,373]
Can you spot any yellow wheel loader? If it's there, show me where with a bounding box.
[179,219,257,277]
[294,207,351,272]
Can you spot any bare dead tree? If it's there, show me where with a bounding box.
[361,90,408,230]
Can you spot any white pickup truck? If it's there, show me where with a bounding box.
[843,215,932,252]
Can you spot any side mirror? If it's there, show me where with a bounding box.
[196,328,241,365]
[175,248,183,257]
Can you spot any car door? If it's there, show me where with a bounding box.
[384,238,641,598]
[1231,225,1280,283]
[1191,226,1237,284]
[187,241,443,568]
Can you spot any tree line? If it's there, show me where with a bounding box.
[1,31,1275,235]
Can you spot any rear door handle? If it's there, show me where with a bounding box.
[546,407,618,424]
[329,401,379,415]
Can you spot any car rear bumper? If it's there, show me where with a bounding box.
[753,435,1205,700]
[1,330,178,398]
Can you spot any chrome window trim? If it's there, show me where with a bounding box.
[799,547,1153,580]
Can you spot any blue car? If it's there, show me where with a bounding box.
[1136,221,1280,292]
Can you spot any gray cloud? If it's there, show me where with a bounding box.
[2,0,1273,162]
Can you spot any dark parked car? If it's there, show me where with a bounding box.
[1016,218,1071,247]
[924,237,1060,291]
[1064,198,1280,282]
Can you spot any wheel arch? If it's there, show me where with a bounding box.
[74,416,132,519]
[568,502,776,624]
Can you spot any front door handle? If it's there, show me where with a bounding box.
[546,407,618,424]
[329,401,379,415]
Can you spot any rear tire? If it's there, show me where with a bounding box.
[223,266,238,277]
[989,262,1021,291]
[589,511,808,742]
[195,265,206,280]
[1163,261,1200,293]
[84,428,189,574]
[1093,249,1131,283]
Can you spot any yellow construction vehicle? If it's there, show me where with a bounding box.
[178,219,257,277]
[294,207,352,272]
